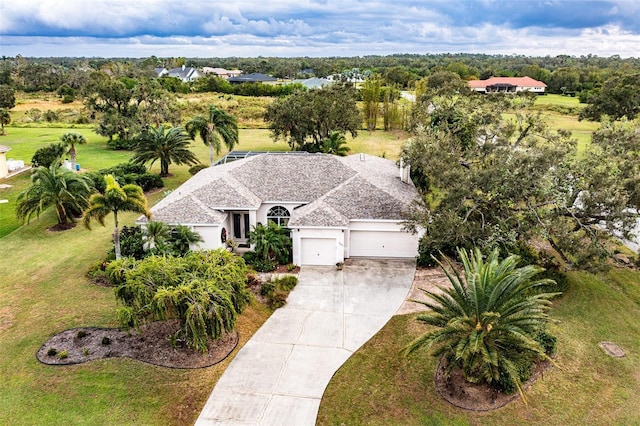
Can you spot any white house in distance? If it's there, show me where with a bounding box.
[137,153,421,266]
[201,67,243,79]
[468,76,547,94]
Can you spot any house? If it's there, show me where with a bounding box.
[292,77,333,89]
[0,145,10,179]
[167,65,201,82]
[228,73,277,84]
[468,76,547,94]
[137,153,421,265]
[201,67,243,79]
[154,67,168,78]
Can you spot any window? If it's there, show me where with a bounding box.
[267,206,290,226]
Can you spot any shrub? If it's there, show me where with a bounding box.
[57,350,68,360]
[47,348,58,356]
[252,258,277,272]
[82,348,90,356]
[134,173,164,192]
[260,280,276,296]
[107,138,136,150]
[189,164,208,175]
[286,263,297,272]
[101,336,111,346]
[275,275,298,292]
[31,142,68,168]
[76,330,87,339]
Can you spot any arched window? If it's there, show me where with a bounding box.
[267,206,290,226]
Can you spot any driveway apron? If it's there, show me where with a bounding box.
[195,258,416,425]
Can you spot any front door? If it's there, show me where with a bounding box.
[232,213,251,243]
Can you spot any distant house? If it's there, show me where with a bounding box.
[154,67,169,78]
[167,65,201,82]
[293,77,333,89]
[468,76,546,94]
[0,145,10,179]
[228,73,277,84]
[201,67,243,79]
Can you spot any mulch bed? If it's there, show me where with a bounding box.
[434,355,553,411]
[37,320,238,369]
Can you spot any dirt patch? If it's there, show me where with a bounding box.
[37,320,238,369]
[48,222,77,232]
[435,355,553,411]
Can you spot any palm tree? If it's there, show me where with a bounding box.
[248,222,291,263]
[169,224,203,255]
[0,109,11,135]
[142,220,172,254]
[404,247,559,401]
[131,125,199,177]
[185,105,239,165]
[83,174,151,260]
[60,132,87,171]
[321,131,351,156]
[16,163,92,226]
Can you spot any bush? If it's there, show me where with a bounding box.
[47,348,58,356]
[133,172,163,192]
[107,138,136,150]
[76,330,87,339]
[101,336,111,345]
[276,275,298,292]
[57,350,68,360]
[31,142,68,168]
[260,276,299,309]
[189,164,208,175]
[252,258,277,272]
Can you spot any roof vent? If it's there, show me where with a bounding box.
[360,153,365,161]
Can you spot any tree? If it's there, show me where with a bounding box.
[405,247,558,401]
[83,175,151,260]
[113,249,251,351]
[30,142,69,168]
[361,76,381,131]
[0,85,15,109]
[185,105,239,165]
[60,132,87,171]
[16,163,92,226]
[264,84,361,152]
[579,72,640,121]
[248,222,291,264]
[131,125,199,176]
[321,131,351,156]
[0,109,10,135]
[169,224,204,255]
[403,94,639,269]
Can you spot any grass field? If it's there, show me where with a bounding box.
[1,91,624,425]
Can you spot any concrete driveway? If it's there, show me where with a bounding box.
[195,258,416,425]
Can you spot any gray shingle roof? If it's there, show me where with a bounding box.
[142,153,417,226]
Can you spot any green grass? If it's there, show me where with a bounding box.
[317,269,640,425]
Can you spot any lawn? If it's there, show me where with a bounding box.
[317,269,640,426]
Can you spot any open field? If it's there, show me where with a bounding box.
[318,269,640,425]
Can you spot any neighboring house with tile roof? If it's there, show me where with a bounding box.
[137,153,421,265]
[167,65,201,82]
[468,76,547,94]
[201,67,243,79]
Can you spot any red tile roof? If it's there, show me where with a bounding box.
[468,76,546,88]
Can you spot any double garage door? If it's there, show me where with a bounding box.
[349,230,417,258]
[299,231,418,265]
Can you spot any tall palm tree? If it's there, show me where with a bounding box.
[404,247,559,401]
[16,163,92,226]
[185,105,239,165]
[132,125,199,176]
[60,132,87,171]
[321,131,351,156]
[0,109,11,135]
[83,174,151,260]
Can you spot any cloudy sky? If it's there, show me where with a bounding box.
[1,0,639,58]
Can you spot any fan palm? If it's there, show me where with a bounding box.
[83,174,151,259]
[185,105,239,165]
[321,131,351,156]
[132,125,199,176]
[16,163,92,226]
[404,247,559,401]
[60,132,87,171]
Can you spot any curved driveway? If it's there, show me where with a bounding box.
[196,258,416,425]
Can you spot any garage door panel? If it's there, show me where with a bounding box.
[301,238,337,265]
[350,231,417,258]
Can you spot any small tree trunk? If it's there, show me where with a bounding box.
[69,145,77,171]
[113,211,121,260]
[209,142,215,166]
